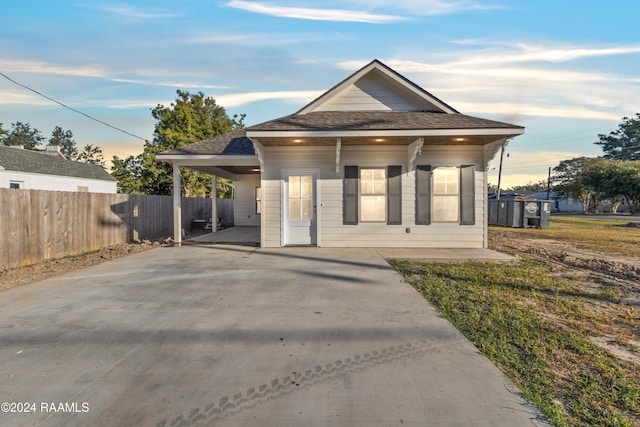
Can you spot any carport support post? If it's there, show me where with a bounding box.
[173,163,182,246]
[211,174,217,233]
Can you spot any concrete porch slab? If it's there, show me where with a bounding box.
[376,248,516,262]
[189,226,260,245]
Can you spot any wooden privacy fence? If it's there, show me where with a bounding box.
[0,189,234,269]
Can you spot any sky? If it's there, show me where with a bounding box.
[2,1,639,188]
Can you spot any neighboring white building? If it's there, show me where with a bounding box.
[0,145,117,193]
[158,59,524,248]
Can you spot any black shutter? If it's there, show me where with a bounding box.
[343,166,359,225]
[459,165,476,225]
[415,165,431,225]
[387,165,402,225]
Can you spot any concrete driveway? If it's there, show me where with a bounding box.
[0,245,546,427]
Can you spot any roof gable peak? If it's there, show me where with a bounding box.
[297,59,458,115]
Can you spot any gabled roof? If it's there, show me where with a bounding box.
[297,59,458,114]
[0,145,116,181]
[159,59,523,157]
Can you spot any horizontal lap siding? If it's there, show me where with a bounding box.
[261,145,487,248]
[262,179,281,247]
[319,146,485,248]
[234,174,260,226]
[314,73,424,112]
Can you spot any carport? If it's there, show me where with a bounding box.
[156,129,261,247]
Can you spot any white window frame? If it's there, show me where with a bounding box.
[432,167,459,223]
[359,167,386,223]
[255,186,262,215]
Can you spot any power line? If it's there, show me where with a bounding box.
[0,71,148,143]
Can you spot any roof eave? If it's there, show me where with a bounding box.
[247,127,524,138]
[156,154,258,164]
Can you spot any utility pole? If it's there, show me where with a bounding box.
[546,166,551,200]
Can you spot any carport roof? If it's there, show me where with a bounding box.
[160,129,255,156]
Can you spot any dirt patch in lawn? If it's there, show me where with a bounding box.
[490,229,640,306]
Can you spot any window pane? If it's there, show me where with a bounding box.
[361,169,373,181]
[289,176,300,198]
[301,199,312,220]
[361,180,373,195]
[374,169,386,180]
[433,167,459,195]
[289,199,301,221]
[373,181,386,194]
[301,175,312,197]
[361,196,386,221]
[433,195,458,222]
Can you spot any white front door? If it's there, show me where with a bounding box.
[283,171,317,245]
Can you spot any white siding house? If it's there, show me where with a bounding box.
[158,60,524,248]
[0,145,117,193]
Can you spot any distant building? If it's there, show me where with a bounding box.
[489,191,583,212]
[0,145,117,193]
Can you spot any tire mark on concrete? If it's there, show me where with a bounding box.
[154,339,444,427]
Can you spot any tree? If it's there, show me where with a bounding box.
[581,159,640,214]
[139,90,245,196]
[553,157,600,212]
[48,126,78,159]
[0,121,44,149]
[595,114,640,160]
[47,126,105,166]
[111,154,144,194]
[77,144,105,167]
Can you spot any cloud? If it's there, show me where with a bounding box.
[227,0,406,23]
[186,31,346,46]
[337,40,640,121]
[88,90,323,110]
[447,42,640,65]
[93,4,180,20]
[453,102,622,121]
[0,91,51,106]
[215,90,323,107]
[3,60,106,78]
[347,0,504,15]
[110,78,232,90]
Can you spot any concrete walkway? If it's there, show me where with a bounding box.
[0,246,545,427]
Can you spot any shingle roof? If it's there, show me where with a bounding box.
[248,111,522,132]
[0,146,117,181]
[159,129,255,156]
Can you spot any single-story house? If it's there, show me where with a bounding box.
[158,59,524,248]
[0,145,117,193]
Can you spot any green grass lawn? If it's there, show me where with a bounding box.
[391,259,640,427]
